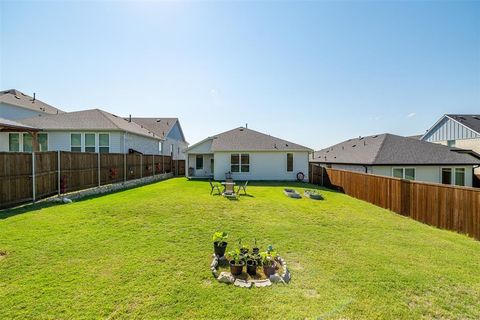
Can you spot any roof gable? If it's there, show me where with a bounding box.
[422,114,480,142]
[129,118,186,142]
[0,89,64,115]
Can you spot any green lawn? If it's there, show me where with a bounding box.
[1,178,480,319]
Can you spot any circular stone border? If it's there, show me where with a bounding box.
[210,254,291,288]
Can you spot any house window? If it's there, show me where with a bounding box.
[9,133,20,152]
[71,133,82,152]
[38,133,48,151]
[196,155,203,169]
[159,142,163,153]
[23,133,33,152]
[85,133,96,152]
[241,154,250,172]
[447,140,456,147]
[441,168,452,185]
[99,133,110,153]
[231,154,249,173]
[392,168,415,180]
[170,144,173,155]
[455,168,465,186]
[286,153,293,172]
[231,154,239,172]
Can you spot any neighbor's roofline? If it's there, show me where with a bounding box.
[310,160,480,166]
[421,114,480,140]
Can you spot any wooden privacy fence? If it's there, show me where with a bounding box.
[309,163,480,240]
[0,151,183,209]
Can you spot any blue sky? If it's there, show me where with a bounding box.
[1,1,479,149]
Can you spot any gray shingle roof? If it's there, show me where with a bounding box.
[0,117,38,131]
[311,133,480,165]
[190,127,311,152]
[446,114,480,134]
[0,89,64,115]
[129,117,182,140]
[19,109,161,140]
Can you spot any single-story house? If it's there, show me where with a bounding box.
[0,89,64,120]
[0,109,163,154]
[421,114,480,177]
[186,127,312,181]
[129,117,188,160]
[310,133,480,187]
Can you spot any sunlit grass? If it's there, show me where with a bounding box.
[1,178,479,319]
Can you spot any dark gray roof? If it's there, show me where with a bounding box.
[0,117,39,131]
[446,114,480,134]
[189,127,312,152]
[129,117,184,140]
[0,89,64,115]
[19,109,161,140]
[311,133,480,165]
[407,134,423,140]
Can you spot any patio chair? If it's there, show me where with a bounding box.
[237,181,248,195]
[209,180,221,195]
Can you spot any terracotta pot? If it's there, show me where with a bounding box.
[229,260,245,276]
[214,242,227,257]
[246,260,257,276]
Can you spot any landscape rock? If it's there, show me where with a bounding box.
[217,272,235,284]
[282,269,291,283]
[269,273,285,284]
[253,279,272,288]
[234,279,252,288]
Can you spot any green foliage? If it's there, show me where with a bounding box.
[212,231,228,244]
[227,248,243,264]
[260,250,277,266]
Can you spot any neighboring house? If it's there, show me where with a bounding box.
[0,89,64,120]
[129,117,188,160]
[186,127,312,181]
[421,114,480,176]
[310,133,480,187]
[0,109,163,154]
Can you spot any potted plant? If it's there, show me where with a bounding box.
[227,248,245,276]
[212,231,228,257]
[260,249,277,277]
[239,239,249,255]
[252,238,260,255]
[245,253,257,276]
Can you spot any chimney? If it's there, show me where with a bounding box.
[33,93,36,103]
[129,114,131,122]
[245,123,248,128]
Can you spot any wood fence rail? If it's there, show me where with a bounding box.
[309,163,480,240]
[0,151,185,209]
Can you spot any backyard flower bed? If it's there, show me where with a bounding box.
[210,232,290,288]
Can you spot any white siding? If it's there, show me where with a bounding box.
[0,102,50,120]
[187,154,214,177]
[162,136,188,160]
[371,165,474,187]
[0,130,159,154]
[124,132,161,154]
[423,116,479,142]
[213,151,309,181]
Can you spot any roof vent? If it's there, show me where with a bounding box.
[14,95,20,99]
[359,136,363,140]
[239,128,244,131]
[372,135,378,138]
[156,119,161,122]
[352,144,356,147]
[474,116,480,120]
[285,144,289,147]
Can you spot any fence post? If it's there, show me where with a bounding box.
[140,154,143,178]
[57,151,61,195]
[32,152,36,202]
[98,152,101,187]
[124,153,127,183]
[153,154,155,178]
[162,155,164,173]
